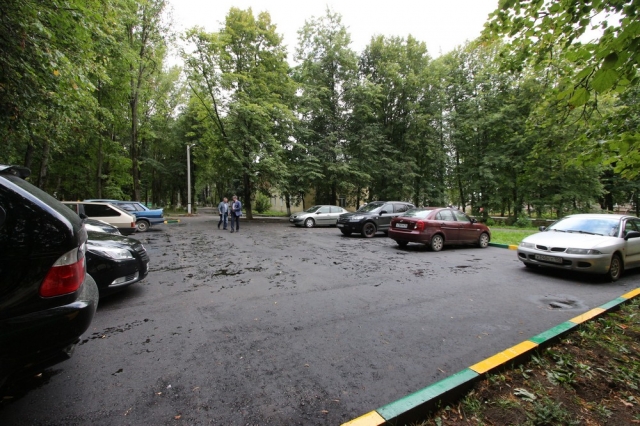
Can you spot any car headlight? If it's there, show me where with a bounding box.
[519,242,535,248]
[91,247,134,259]
[350,215,364,221]
[565,248,602,255]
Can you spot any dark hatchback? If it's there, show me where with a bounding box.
[87,231,149,295]
[337,201,415,238]
[388,207,491,251]
[0,166,98,386]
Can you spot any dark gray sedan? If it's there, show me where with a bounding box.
[289,205,349,228]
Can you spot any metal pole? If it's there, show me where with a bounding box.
[187,144,192,214]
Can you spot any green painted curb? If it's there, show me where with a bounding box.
[528,321,577,345]
[377,369,479,424]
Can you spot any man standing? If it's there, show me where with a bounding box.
[217,197,228,230]
[230,195,242,233]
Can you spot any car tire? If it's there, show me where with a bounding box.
[478,232,489,248]
[397,240,408,247]
[304,218,315,228]
[430,234,444,252]
[136,220,150,232]
[607,253,623,282]
[361,222,377,238]
[340,229,352,236]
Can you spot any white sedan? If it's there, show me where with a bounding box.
[517,214,640,281]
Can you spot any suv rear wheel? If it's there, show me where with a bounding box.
[361,222,377,238]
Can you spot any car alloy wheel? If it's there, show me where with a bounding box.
[478,232,489,248]
[362,222,376,238]
[304,218,315,228]
[608,254,623,282]
[136,220,150,232]
[430,234,444,252]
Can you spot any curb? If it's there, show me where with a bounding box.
[342,272,640,425]
[163,219,181,224]
[488,242,518,250]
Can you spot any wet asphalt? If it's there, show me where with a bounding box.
[1,214,638,425]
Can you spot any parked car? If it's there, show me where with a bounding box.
[84,218,121,235]
[85,199,164,232]
[388,207,491,251]
[62,201,136,235]
[0,165,99,386]
[289,205,349,228]
[337,201,415,237]
[517,214,640,281]
[86,231,150,295]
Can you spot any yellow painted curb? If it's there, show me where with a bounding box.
[569,308,606,324]
[470,340,538,374]
[621,288,640,299]
[508,244,518,250]
[341,410,386,426]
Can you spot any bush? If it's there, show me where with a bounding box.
[484,217,495,226]
[514,215,532,228]
[254,193,271,214]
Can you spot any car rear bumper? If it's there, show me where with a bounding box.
[388,228,429,243]
[0,274,98,382]
[517,248,612,274]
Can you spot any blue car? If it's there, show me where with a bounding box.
[84,199,165,232]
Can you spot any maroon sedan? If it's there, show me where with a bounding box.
[388,207,491,251]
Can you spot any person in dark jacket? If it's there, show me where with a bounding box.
[230,195,242,233]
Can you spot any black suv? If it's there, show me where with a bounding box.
[0,165,98,386]
[337,201,415,238]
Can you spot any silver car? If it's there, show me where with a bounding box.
[517,214,640,281]
[289,205,349,228]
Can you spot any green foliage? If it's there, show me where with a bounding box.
[253,193,271,213]
[513,215,532,228]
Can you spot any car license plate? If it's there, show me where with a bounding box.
[289,218,293,222]
[337,223,344,227]
[535,254,563,264]
[396,223,408,228]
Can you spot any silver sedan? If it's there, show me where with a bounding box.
[517,214,640,281]
[289,205,349,228]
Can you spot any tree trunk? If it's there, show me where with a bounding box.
[285,194,291,216]
[37,139,50,189]
[242,171,252,219]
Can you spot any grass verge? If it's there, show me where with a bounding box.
[490,228,537,246]
[416,298,640,425]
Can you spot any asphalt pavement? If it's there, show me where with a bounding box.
[1,214,637,425]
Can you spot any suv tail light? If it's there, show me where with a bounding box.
[40,244,86,297]
[415,221,425,231]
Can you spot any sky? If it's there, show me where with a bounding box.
[166,0,499,62]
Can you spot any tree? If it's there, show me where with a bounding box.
[293,9,358,205]
[485,0,640,178]
[183,8,296,218]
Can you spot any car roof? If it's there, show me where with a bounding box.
[565,213,635,220]
[0,165,31,178]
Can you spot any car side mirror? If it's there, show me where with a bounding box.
[471,218,477,223]
[625,230,640,240]
[79,213,88,219]
[539,226,546,231]
[380,210,388,214]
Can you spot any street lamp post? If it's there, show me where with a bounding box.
[187,143,195,214]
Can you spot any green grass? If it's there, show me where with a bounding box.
[253,210,289,217]
[490,227,537,246]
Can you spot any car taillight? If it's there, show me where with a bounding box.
[40,244,86,297]
[415,221,425,231]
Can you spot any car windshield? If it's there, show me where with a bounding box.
[403,208,434,218]
[357,202,384,213]
[548,216,620,237]
[304,206,321,213]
